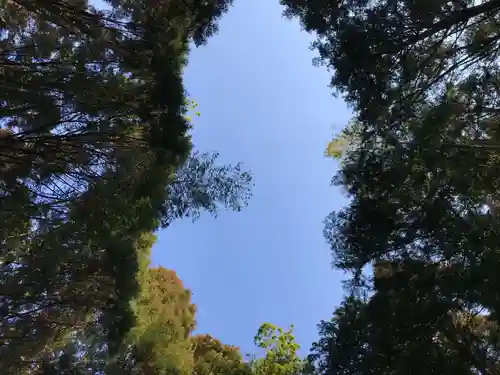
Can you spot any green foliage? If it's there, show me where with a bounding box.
[28,235,259,375]
[112,267,197,375]
[0,0,191,364]
[324,121,362,161]
[281,0,500,373]
[184,98,201,122]
[164,151,253,226]
[0,0,252,372]
[309,282,500,375]
[324,137,346,159]
[192,334,251,375]
[251,323,302,375]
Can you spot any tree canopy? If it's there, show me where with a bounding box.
[10,0,500,374]
[281,0,500,373]
[251,323,303,375]
[0,0,252,372]
[192,334,251,375]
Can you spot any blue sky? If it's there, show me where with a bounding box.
[151,0,353,355]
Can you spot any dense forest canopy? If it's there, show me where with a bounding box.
[0,0,253,372]
[4,0,500,374]
[281,0,500,373]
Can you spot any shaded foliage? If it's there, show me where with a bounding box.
[164,151,253,226]
[281,0,500,373]
[309,280,500,375]
[37,253,198,375]
[0,0,252,372]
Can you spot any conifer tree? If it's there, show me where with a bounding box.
[0,0,251,371]
[281,0,500,372]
